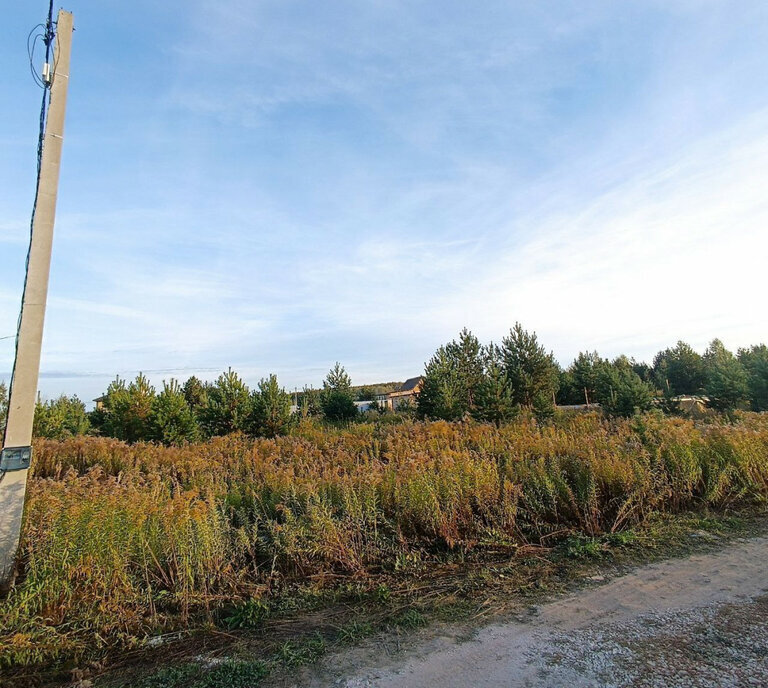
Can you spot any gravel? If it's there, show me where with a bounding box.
[536,595,768,687]
[279,535,768,688]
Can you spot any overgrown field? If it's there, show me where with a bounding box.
[2,413,768,676]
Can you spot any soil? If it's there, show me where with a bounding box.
[276,535,768,687]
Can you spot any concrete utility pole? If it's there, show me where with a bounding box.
[0,10,73,588]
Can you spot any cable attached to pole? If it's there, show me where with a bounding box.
[2,0,57,454]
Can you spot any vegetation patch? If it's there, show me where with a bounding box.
[1,413,768,686]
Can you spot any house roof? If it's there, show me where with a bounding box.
[399,376,423,392]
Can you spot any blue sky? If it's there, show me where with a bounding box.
[1,1,767,402]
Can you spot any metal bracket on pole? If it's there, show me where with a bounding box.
[0,447,32,473]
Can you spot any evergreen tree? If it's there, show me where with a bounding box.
[98,374,156,442]
[556,368,580,405]
[417,329,484,420]
[200,368,251,436]
[474,343,517,425]
[298,386,322,418]
[356,385,374,402]
[629,358,653,384]
[321,363,358,422]
[568,351,606,405]
[738,344,768,412]
[703,340,749,412]
[249,374,292,437]
[597,363,654,417]
[500,323,559,414]
[182,375,209,412]
[652,341,706,396]
[450,328,485,413]
[151,379,200,445]
[417,344,465,420]
[33,394,90,439]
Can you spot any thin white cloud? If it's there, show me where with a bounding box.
[434,113,768,361]
[3,0,767,401]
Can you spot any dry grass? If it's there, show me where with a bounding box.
[2,412,768,674]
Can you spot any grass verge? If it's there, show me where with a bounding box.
[71,508,766,688]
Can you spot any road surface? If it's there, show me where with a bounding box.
[290,535,768,687]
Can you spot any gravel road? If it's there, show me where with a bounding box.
[290,535,768,687]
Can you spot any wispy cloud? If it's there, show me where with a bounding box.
[1,1,766,401]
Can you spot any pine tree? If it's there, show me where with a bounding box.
[33,394,90,439]
[417,329,484,420]
[298,386,322,418]
[182,375,209,412]
[200,368,251,437]
[597,363,654,417]
[704,340,749,412]
[652,341,706,396]
[500,323,559,414]
[569,351,606,405]
[474,343,517,425]
[151,379,200,445]
[738,344,768,412]
[321,363,357,422]
[450,328,484,413]
[98,374,156,442]
[417,345,464,420]
[249,374,292,437]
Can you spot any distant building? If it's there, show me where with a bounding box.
[668,395,712,418]
[290,400,379,415]
[556,403,600,412]
[376,376,424,412]
[93,395,107,411]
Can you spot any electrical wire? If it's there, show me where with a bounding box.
[2,0,56,452]
[26,24,46,89]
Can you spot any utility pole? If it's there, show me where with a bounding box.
[0,9,73,588]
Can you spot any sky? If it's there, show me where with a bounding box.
[1,1,767,403]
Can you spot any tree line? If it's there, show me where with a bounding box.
[17,362,361,446]
[15,324,768,445]
[417,325,768,421]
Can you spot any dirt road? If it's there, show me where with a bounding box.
[293,536,768,687]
